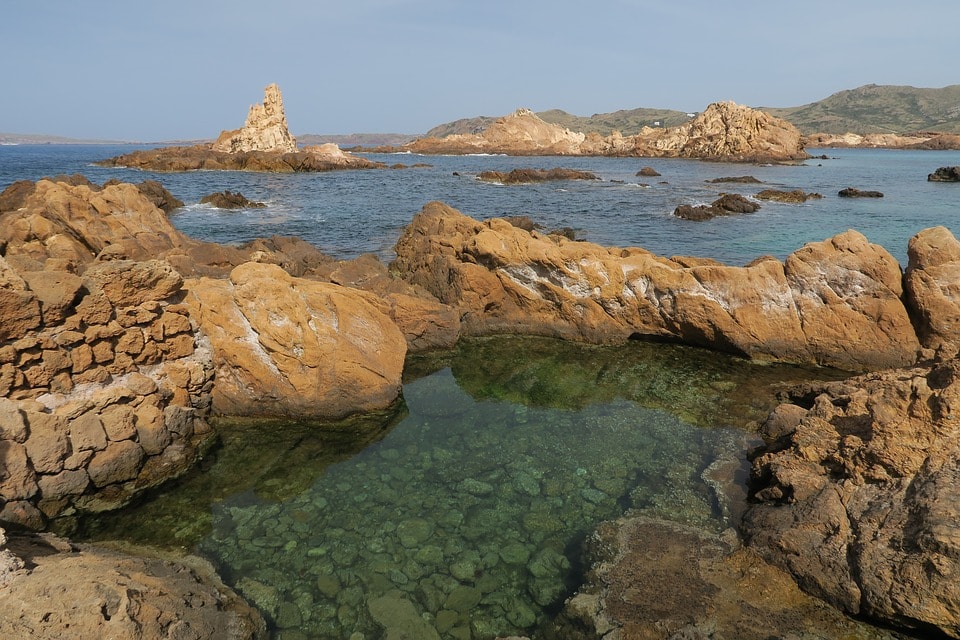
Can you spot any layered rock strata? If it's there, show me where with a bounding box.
[0,255,214,531]
[396,102,809,162]
[212,83,298,154]
[393,202,920,370]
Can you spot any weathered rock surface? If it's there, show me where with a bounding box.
[0,531,265,639]
[392,202,920,370]
[549,516,903,639]
[743,357,960,637]
[392,102,809,162]
[904,226,960,351]
[806,132,960,150]
[929,166,960,182]
[184,262,407,418]
[212,83,298,154]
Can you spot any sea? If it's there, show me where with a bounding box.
[1,144,955,639]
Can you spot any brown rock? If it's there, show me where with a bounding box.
[927,166,960,182]
[0,441,38,500]
[0,398,28,442]
[184,262,407,418]
[83,260,182,307]
[69,411,108,452]
[476,168,599,184]
[904,226,960,350]
[0,255,42,341]
[636,166,661,177]
[99,405,137,442]
[838,187,884,198]
[0,535,266,639]
[674,193,760,221]
[86,440,145,487]
[393,202,918,370]
[134,404,171,455]
[20,270,84,325]
[22,413,69,475]
[755,188,823,203]
[199,190,266,209]
[744,360,960,636]
[36,469,89,499]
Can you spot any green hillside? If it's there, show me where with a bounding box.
[761,84,960,135]
[424,107,693,138]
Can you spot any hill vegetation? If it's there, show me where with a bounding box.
[762,84,960,134]
[422,85,960,140]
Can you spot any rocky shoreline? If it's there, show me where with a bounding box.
[3,171,960,636]
[4,83,960,638]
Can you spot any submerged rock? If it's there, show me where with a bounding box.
[838,187,884,197]
[476,168,599,184]
[755,188,823,203]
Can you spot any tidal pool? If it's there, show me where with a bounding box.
[78,336,847,639]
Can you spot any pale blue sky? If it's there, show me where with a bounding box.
[2,0,958,141]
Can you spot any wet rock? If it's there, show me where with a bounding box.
[476,168,599,184]
[674,193,761,220]
[636,166,661,177]
[368,591,441,640]
[755,188,823,203]
[706,175,761,183]
[838,187,884,197]
[928,166,960,182]
[200,190,266,209]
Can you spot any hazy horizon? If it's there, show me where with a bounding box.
[3,1,959,141]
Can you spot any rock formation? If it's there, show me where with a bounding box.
[212,83,298,154]
[929,166,960,182]
[673,193,761,220]
[805,132,960,150]
[394,102,809,162]
[839,187,884,198]
[475,167,599,184]
[904,226,960,351]
[392,201,920,370]
[550,516,905,639]
[183,262,407,419]
[0,530,265,638]
[199,190,266,209]
[743,356,960,638]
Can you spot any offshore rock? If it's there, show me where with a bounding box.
[476,167,599,184]
[839,187,884,198]
[928,166,960,182]
[199,190,266,209]
[212,83,298,154]
[0,532,265,639]
[743,358,960,638]
[549,515,903,639]
[673,193,760,221]
[393,202,920,370]
[184,262,407,418]
[395,102,808,162]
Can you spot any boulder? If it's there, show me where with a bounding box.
[904,226,960,350]
[636,166,661,177]
[743,359,960,637]
[673,193,761,220]
[392,202,920,370]
[0,533,265,639]
[184,262,407,418]
[476,168,599,184]
[212,83,298,154]
[0,255,41,341]
[755,188,823,203]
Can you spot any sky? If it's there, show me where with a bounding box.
[2,0,959,141]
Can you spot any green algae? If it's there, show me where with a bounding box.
[75,336,848,639]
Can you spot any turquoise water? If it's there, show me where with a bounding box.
[1,144,958,265]
[77,337,845,639]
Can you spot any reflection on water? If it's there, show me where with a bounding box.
[78,337,846,639]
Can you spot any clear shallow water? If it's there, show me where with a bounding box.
[1,144,958,265]
[77,337,847,639]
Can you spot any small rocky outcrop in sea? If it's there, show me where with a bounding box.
[674,193,761,220]
[212,83,298,154]
[636,166,661,177]
[0,529,265,638]
[392,201,921,371]
[476,168,599,184]
[928,166,960,182]
[707,175,762,184]
[838,187,884,197]
[755,189,823,203]
[199,190,266,209]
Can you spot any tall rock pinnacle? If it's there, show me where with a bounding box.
[212,83,298,153]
